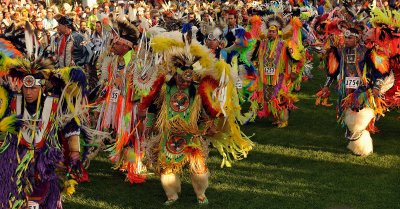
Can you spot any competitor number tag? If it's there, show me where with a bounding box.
[28,201,39,209]
[236,78,243,89]
[110,88,121,103]
[345,77,361,89]
[264,67,276,75]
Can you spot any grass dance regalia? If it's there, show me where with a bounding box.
[220,27,258,108]
[0,53,96,208]
[250,14,299,128]
[0,20,45,60]
[310,13,336,87]
[281,16,306,94]
[367,6,400,108]
[94,19,147,184]
[316,19,393,156]
[139,24,253,205]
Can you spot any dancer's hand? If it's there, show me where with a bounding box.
[321,87,330,97]
[290,72,297,80]
[70,151,81,161]
[372,88,380,98]
[137,110,147,120]
[315,87,332,107]
[206,124,218,136]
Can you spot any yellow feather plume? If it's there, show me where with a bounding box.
[0,115,19,133]
[0,86,9,118]
[370,7,391,27]
[0,54,19,76]
[370,6,399,29]
[63,179,78,196]
[151,37,184,53]
[203,59,231,80]
[190,44,213,70]
[393,10,400,28]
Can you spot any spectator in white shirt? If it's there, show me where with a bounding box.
[43,8,58,35]
[91,21,104,53]
[3,11,12,27]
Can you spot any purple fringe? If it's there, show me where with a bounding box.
[273,74,285,97]
[0,138,21,208]
[36,147,63,208]
[273,41,284,66]
[69,67,88,96]
[0,136,64,208]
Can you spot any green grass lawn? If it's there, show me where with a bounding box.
[64,65,400,209]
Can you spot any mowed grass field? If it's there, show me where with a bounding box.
[64,62,400,209]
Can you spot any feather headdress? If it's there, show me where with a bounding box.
[0,39,23,59]
[311,13,329,34]
[151,29,214,80]
[337,20,366,37]
[114,19,140,47]
[200,21,223,41]
[2,57,53,93]
[8,58,53,80]
[0,22,40,60]
[263,14,285,31]
[370,6,400,29]
[248,15,262,39]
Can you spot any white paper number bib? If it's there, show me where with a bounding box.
[28,201,39,209]
[345,77,361,89]
[110,88,121,103]
[264,67,276,75]
[236,78,243,89]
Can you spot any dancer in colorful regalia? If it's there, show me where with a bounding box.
[310,13,332,75]
[221,25,258,101]
[0,49,95,208]
[367,6,400,109]
[95,18,148,184]
[219,25,259,124]
[282,16,306,94]
[250,14,298,128]
[315,19,393,156]
[138,24,253,205]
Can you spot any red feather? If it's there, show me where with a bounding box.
[198,76,220,118]
[328,50,339,76]
[139,75,165,110]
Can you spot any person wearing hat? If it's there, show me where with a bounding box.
[61,2,72,15]
[220,26,257,114]
[43,8,58,35]
[150,9,160,26]
[94,19,142,184]
[137,27,253,206]
[104,5,110,14]
[318,20,392,156]
[20,7,29,20]
[57,15,91,68]
[0,58,93,208]
[203,23,224,56]
[250,15,296,128]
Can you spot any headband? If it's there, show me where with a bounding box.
[113,36,133,48]
[23,75,45,87]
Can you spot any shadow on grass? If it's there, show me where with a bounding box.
[64,149,400,209]
[206,151,400,209]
